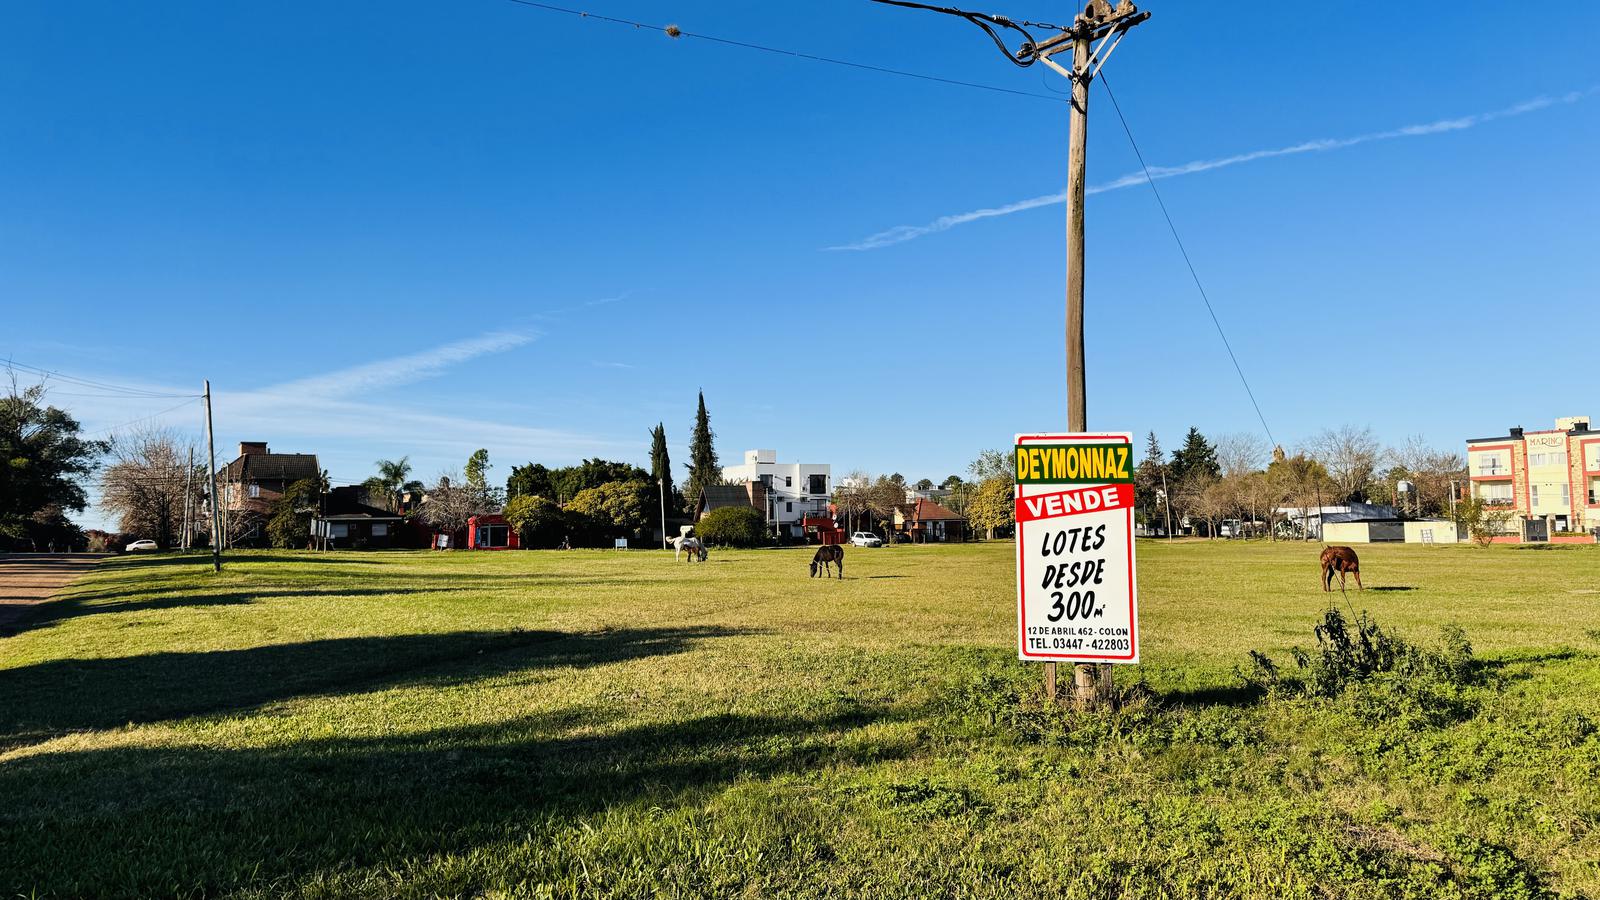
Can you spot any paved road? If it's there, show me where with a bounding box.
[0,554,108,631]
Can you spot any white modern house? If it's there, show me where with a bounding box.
[721,449,831,537]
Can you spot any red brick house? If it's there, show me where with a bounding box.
[214,441,320,546]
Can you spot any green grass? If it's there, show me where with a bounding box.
[2,541,1599,898]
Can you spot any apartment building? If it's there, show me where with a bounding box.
[1466,416,1597,540]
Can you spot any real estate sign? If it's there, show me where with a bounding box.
[1014,432,1139,664]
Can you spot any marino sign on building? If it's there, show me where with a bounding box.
[1466,415,1600,541]
[1014,432,1139,664]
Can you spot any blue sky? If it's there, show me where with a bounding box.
[3,2,1597,530]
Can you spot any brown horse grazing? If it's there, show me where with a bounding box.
[810,544,845,579]
[1320,545,1362,592]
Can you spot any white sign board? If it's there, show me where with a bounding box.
[1014,432,1140,664]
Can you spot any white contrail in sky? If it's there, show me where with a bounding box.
[263,330,535,399]
[827,88,1594,251]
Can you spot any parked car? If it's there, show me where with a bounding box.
[124,539,158,552]
[850,531,882,547]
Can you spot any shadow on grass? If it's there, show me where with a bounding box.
[1367,586,1415,592]
[3,583,563,636]
[0,700,908,898]
[0,625,756,747]
[1159,683,1266,708]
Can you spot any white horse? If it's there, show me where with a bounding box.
[670,535,708,563]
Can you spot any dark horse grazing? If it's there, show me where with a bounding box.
[810,544,845,579]
[1320,545,1362,592]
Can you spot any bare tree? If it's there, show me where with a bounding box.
[421,473,487,538]
[832,470,873,535]
[100,428,202,548]
[1386,435,1467,517]
[1214,432,1270,479]
[1310,425,1382,503]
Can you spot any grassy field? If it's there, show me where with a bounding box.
[2,540,1599,898]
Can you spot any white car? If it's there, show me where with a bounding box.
[850,532,882,548]
[124,540,158,552]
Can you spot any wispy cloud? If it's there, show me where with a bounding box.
[592,361,636,369]
[827,88,1595,251]
[264,331,535,399]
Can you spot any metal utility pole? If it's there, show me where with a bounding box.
[204,380,222,573]
[658,478,668,549]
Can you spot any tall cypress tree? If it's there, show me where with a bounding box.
[649,423,674,502]
[684,392,719,514]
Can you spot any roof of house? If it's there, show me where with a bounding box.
[318,485,399,520]
[906,498,965,521]
[219,452,320,484]
[698,484,753,512]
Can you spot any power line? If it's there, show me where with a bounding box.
[1096,73,1279,450]
[500,0,1068,103]
[81,397,205,439]
[3,359,200,400]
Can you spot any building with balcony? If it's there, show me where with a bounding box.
[1466,416,1598,540]
[719,449,831,539]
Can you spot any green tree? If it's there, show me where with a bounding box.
[507,462,556,501]
[462,449,504,511]
[967,477,1014,540]
[1169,427,1220,486]
[566,480,653,539]
[650,423,674,497]
[465,449,491,492]
[1135,431,1168,533]
[697,505,767,548]
[683,391,719,514]
[0,382,105,544]
[267,478,320,549]
[503,494,565,548]
[373,457,412,511]
[552,458,650,502]
[940,475,964,490]
[969,449,1014,484]
[914,478,935,491]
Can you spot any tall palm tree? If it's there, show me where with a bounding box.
[375,457,412,512]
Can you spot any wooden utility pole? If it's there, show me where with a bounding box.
[1034,0,1150,709]
[182,446,194,550]
[204,380,222,573]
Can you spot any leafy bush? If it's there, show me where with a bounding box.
[1245,608,1476,700]
[697,506,769,548]
[503,495,564,549]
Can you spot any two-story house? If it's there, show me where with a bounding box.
[214,441,320,545]
[719,449,831,539]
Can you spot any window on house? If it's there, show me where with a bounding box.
[1562,484,1570,506]
[1529,452,1568,467]
[809,474,827,495]
[372,523,388,537]
[785,476,792,488]
[249,484,260,498]
[330,523,349,538]
[1531,485,1540,506]
[760,474,773,488]
[786,502,793,513]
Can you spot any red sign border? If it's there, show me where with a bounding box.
[1015,432,1139,663]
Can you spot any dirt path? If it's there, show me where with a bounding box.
[0,554,108,631]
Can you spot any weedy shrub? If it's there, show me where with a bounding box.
[945,656,1257,751]
[1245,608,1475,698]
[1241,608,1485,729]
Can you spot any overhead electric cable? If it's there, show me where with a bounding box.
[1096,73,1278,449]
[500,0,1067,102]
[81,397,205,439]
[3,359,200,399]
